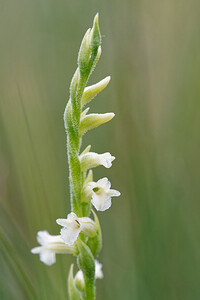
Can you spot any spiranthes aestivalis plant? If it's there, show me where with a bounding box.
[31,13,120,300]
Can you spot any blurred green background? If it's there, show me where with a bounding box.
[1,0,200,299]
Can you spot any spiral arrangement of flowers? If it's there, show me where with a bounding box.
[31,14,120,300]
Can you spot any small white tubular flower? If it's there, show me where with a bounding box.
[31,231,76,266]
[56,212,96,245]
[75,260,103,286]
[87,177,120,211]
[80,152,115,172]
[56,213,81,246]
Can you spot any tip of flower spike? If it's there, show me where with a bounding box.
[91,13,101,50]
[93,13,99,27]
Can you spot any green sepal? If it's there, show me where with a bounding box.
[85,170,93,184]
[81,145,91,156]
[68,264,84,300]
[81,107,90,119]
[86,211,102,258]
[79,113,115,136]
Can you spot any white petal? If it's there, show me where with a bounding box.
[95,260,103,279]
[37,230,64,245]
[91,195,112,211]
[60,225,81,245]
[108,189,121,197]
[97,177,111,190]
[67,212,79,221]
[31,246,41,254]
[57,212,82,245]
[40,250,56,266]
[100,153,115,168]
[56,218,70,227]
[37,231,51,246]
[75,270,84,284]
[56,212,79,227]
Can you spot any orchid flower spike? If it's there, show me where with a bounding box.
[87,177,120,211]
[56,212,96,245]
[31,14,120,299]
[31,231,77,266]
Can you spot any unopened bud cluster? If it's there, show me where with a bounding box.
[31,14,120,300]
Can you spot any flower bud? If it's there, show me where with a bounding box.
[79,112,115,136]
[81,76,111,107]
[80,152,115,172]
[86,211,102,258]
[78,29,92,73]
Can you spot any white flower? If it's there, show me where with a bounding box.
[31,231,76,266]
[80,152,115,172]
[75,260,103,286]
[56,212,96,245]
[87,177,120,211]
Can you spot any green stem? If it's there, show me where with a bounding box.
[84,279,95,300]
[65,74,89,217]
[65,15,101,299]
